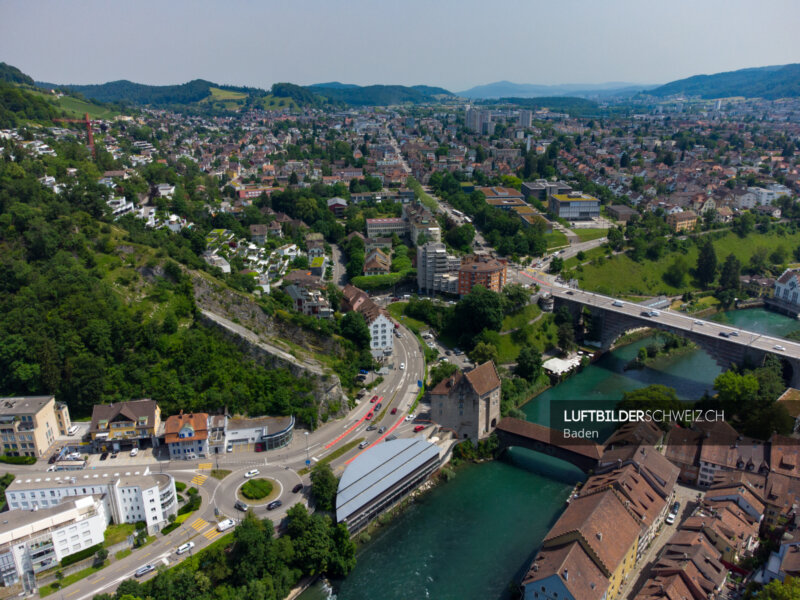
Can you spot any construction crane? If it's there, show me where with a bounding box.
[51,112,96,158]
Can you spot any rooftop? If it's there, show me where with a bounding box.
[0,396,54,416]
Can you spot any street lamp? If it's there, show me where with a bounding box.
[304,431,309,465]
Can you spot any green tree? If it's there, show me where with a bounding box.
[310,463,338,512]
[429,361,458,387]
[445,224,475,251]
[695,239,717,287]
[618,384,683,428]
[549,256,563,274]
[340,311,370,348]
[468,341,498,365]
[453,285,505,346]
[714,370,759,416]
[719,254,742,290]
[515,347,543,382]
[557,321,575,354]
[607,227,624,251]
[753,577,800,599]
[750,246,769,273]
[663,256,688,288]
[770,245,788,266]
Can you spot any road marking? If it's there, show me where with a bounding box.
[197,462,213,470]
[204,528,222,541]
[190,474,208,486]
[190,517,208,531]
[66,590,80,597]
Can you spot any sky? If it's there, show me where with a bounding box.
[2,0,799,92]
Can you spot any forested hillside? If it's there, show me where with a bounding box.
[0,138,338,426]
[649,63,800,99]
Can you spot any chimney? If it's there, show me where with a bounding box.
[597,532,603,541]
[562,569,568,581]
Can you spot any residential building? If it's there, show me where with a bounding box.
[416,242,461,295]
[327,197,348,217]
[164,411,209,460]
[458,254,507,295]
[341,285,394,357]
[404,202,441,245]
[5,466,177,534]
[307,240,325,259]
[549,192,601,220]
[249,224,268,244]
[665,210,697,232]
[285,283,333,319]
[309,256,328,277]
[365,237,392,253]
[363,249,391,276]
[522,540,608,600]
[0,396,71,458]
[89,399,161,451]
[428,361,501,440]
[681,501,760,563]
[0,496,108,588]
[774,269,800,307]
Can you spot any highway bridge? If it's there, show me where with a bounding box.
[550,287,800,386]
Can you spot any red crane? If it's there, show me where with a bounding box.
[52,112,96,158]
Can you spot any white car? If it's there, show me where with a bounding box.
[774,345,786,351]
[612,300,624,307]
[405,414,416,422]
[130,448,139,457]
[665,513,676,525]
[176,542,195,555]
[217,519,235,532]
[694,320,703,326]
[67,425,80,436]
[399,362,405,370]
[244,469,260,478]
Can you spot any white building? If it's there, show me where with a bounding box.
[417,242,461,295]
[0,496,108,588]
[5,467,177,535]
[775,269,800,307]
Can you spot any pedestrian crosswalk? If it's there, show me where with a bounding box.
[190,517,207,532]
[190,474,208,486]
[203,528,222,541]
[197,462,213,470]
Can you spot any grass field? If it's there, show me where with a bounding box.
[501,304,542,331]
[563,246,608,270]
[573,228,608,243]
[39,561,109,597]
[30,90,116,120]
[545,231,569,249]
[495,313,558,363]
[569,230,800,296]
[261,95,299,110]
[387,302,429,334]
[103,523,135,547]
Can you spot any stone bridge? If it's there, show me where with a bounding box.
[550,288,800,386]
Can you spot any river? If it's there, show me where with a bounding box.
[299,308,800,600]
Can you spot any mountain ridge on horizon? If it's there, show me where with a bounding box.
[458,79,657,99]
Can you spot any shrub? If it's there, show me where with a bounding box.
[61,543,103,567]
[187,486,198,496]
[175,481,186,492]
[161,522,180,536]
[178,494,201,515]
[241,478,274,500]
[0,455,36,465]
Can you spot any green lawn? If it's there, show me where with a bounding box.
[569,230,800,296]
[501,304,542,331]
[545,232,569,249]
[387,302,429,334]
[39,561,108,597]
[103,523,135,547]
[210,469,231,480]
[241,478,274,500]
[563,246,608,270]
[261,95,299,111]
[495,313,558,363]
[573,228,609,242]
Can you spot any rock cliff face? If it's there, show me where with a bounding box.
[191,273,348,419]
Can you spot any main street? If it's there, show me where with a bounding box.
[35,321,427,600]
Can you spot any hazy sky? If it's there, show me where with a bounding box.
[2,0,799,92]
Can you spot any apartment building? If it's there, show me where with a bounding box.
[416,242,461,295]
[366,218,407,238]
[89,399,161,451]
[164,412,209,460]
[0,396,71,458]
[0,496,108,588]
[5,466,177,534]
[458,254,507,296]
[342,285,394,357]
[665,210,698,232]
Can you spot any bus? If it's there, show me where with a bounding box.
[463,216,472,223]
[452,209,463,218]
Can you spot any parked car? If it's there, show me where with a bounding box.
[217,519,235,532]
[130,448,139,457]
[67,425,80,436]
[672,501,681,514]
[267,500,283,511]
[176,542,195,555]
[135,564,156,578]
[366,412,374,420]
[405,414,416,422]
[254,443,265,452]
[244,469,260,478]
[110,452,118,459]
[100,452,109,461]
[226,444,233,453]
[391,407,397,415]
[48,454,58,464]
[665,513,676,525]
[375,403,382,410]
[414,425,426,432]
[292,483,303,494]
[370,395,379,403]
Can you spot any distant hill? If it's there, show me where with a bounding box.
[309,83,453,105]
[489,96,599,116]
[459,80,653,99]
[648,64,800,99]
[309,82,359,90]
[0,62,34,86]
[38,79,231,106]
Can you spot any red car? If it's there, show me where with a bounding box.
[366,412,374,420]
[370,396,378,403]
[413,425,425,432]
[391,407,397,415]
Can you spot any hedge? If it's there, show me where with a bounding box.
[0,455,36,465]
[161,522,180,536]
[178,494,201,515]
[175,481,186,492]
[350,269,415,290]
[61,543,103,567]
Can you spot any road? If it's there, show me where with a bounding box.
[330,243,348,286]
[44,321,427,600]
